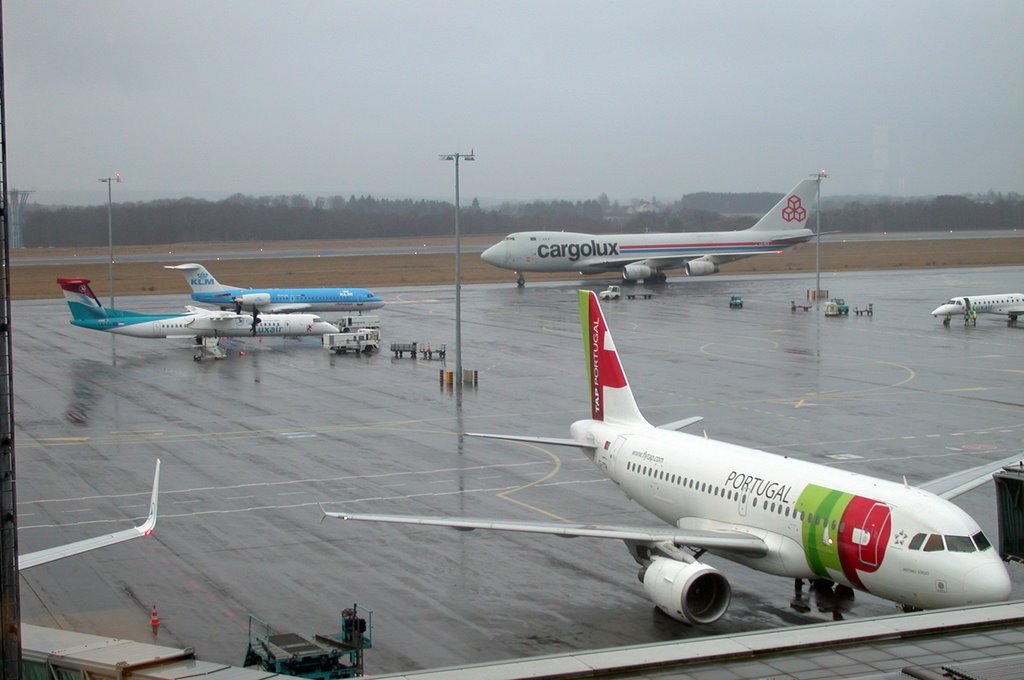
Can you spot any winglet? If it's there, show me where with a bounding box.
[139,458,160,535]
[17,459,161,570]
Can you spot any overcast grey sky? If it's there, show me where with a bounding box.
[5,1,1023,205]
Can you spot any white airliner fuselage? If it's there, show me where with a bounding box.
[931,294,1024,322]
[577,418,1009,612]
[481,179,818,285]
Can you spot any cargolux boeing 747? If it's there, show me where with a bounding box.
[166,263,384,314]
[323,290,1017,624]
[481,179,819,286]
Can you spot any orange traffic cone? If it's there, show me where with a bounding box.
[149,605,160,632]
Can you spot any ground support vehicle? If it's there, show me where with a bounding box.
[324,329,380,354]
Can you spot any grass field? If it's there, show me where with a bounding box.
[9,234,1023,300]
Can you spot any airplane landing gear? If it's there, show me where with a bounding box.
[791,578,853,620]
[790,578,810,613]
[516,273,525,287]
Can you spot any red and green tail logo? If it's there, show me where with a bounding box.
[579,290,627,421]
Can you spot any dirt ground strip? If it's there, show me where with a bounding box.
[9,234,1023,300]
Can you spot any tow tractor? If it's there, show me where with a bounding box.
[824,297,849,317]
[598,285,621,300]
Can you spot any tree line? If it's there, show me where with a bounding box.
[21,191,1023,248]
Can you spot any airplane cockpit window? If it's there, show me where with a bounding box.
[973,531,993,551]
[923,534,945,552]
[908,533,927,550]
[944,535,976,553]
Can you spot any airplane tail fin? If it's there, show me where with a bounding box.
[58,278,109,321]
[164,263,240,293]
[746,179,819,232]
[578,290,650,427]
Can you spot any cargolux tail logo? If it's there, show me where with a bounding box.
[782,195,807,223]
[588,294,627,421]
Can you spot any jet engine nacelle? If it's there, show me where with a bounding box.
[685,258,719,277]
[623,263,654,281]
[639,556,731,624]
[233,293,272,309]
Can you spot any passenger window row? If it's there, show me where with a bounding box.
[624,461,833,523]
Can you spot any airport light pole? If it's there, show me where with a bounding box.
[811,170,828,305]
[439,151,474,398]
[99,173,121,308]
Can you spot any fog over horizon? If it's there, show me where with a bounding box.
[6,1,1023,207]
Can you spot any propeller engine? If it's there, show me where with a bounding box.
[230,294,271,335]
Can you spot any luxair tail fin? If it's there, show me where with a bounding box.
[58,278,108,321]
[746,179,819,232]
[164,263,241,293]
[578,290,650,427]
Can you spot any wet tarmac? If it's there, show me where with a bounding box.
[12,265,1024,675]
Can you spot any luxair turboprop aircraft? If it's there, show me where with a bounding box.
[59,278,339,359]
[166,263,385,320]
[481,179,819,286]
[323,290,1017,624]
[931,294,1024,324]
[19,460,159,570]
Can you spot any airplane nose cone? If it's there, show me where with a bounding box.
[965,558,1012,604]
[481,242,505,266]
[932,305,950,316]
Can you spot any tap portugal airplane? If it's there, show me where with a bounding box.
[58,278,339,341]
[19,460,159,570]
[931,294,1024,323]
[480,179,819,286]
[323,291,1018,624]
[166,263,384,314]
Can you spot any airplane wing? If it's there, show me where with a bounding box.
[18,460,160,570]
[258,303,312,313]
[579,248,804,273]
[319,506,767,556]
[184,306,235,320]
[917,453,1024,500]
[465,432,593,449]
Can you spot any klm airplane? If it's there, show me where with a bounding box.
[166,263,385,314]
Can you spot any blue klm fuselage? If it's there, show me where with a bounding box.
[193,287,385,312]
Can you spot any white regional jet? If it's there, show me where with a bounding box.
[323,291,1018,624]
[931,294,1024,324]
[19,460,159,570]
[481,179,819,286]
